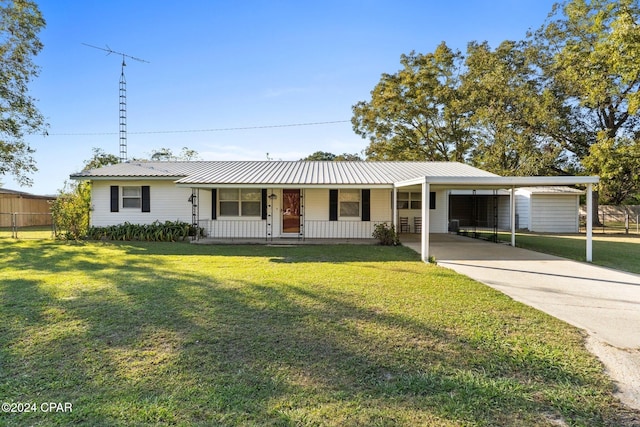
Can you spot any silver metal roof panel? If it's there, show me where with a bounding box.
[71,160,500,185]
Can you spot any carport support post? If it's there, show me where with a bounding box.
[392,187,397,231]
[586,183,593,262]
[510,187,516,247]
[421,180,430,263]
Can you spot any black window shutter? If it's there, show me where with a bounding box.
[361,189,371,221]
[261,189,268,220]
[141,186,150,212]
[430,191,436,210]
[329,189,338,221]
[110,186,119,212]
[211,189,217,220]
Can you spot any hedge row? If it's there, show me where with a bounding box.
[86,221,201,242]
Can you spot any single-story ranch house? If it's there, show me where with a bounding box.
[71,161,599,261]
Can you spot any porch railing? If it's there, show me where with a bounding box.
[197,219,389,240]
[199,219,267,239]
[303,220,388,239]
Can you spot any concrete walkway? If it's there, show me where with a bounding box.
[402,233,640,409]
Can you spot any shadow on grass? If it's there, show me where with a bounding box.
[0,240,422,271]
[500,233,640,275]
[0,240,637,425]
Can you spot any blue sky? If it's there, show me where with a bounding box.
[6,0,557,195]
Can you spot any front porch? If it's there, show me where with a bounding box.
[193,236,379,245]
[196,218,391,241]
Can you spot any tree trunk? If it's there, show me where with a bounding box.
[592,190,603,227]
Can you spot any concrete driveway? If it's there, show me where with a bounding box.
[402,233,640,409]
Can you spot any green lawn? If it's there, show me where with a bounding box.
[1,240,638,426]
[499,232,640,274]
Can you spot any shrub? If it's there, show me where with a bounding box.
[86,220,201,242]
[372,223,399,246]
[50,181,91,240]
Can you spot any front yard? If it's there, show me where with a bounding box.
[0,240,638,426]
[498,232,640,274]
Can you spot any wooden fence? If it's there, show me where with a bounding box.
[579,205,640,234]
[0,192,55,227]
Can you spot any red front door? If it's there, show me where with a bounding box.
[282,189,301,234]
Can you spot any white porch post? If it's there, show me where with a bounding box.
[421,180,430,262]
[392,187,398,230]
[586,183,593,262]
[510,187,516,247]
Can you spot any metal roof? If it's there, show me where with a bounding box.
[0,187,56,199]
[70,161,210,178]
[72,161,499,186]
[516,186,585,195]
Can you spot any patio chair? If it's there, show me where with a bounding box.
[414,217,422,233]
[399,217,410,233]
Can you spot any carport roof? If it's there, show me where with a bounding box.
[395,175,599,189]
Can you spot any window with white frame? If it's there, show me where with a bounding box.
[397,192,409,209]
[397,191,435,209]
[339,189,360,217]
[410,192,422,209]
[219,189,261,216]
[122,186,141,208]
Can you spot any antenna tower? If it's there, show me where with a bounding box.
[82,43,149,163]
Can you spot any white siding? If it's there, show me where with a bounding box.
[498,196,511,230]
[303,188,392,238]
[515,193,530,230]
[371,189,392,222]
[91,180,193,227]
[530,195,579,233]
[303,188,328,221]
[430,190,448,233]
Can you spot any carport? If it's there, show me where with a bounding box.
[392,175,600,263]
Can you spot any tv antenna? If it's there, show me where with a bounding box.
[82,43,149,162]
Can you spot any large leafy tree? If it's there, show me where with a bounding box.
[583,137,640,204]
[462,40,568,176]
[529,0,640,202]
[0,0,47,186]
[353,0,640,204]
[352,43,473,162]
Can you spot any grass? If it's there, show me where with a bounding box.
[1,239,638,426]
[0,226,54,240]
[498,232,640,274]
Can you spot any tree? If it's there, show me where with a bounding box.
[301,151,362,161]
[148,146,201,161]
[50,180,91,239]
[353,0,640,206]
[352,43,473,162]
[529,0,640,204]
[0,0,47,186]
[52,147,118,239]
[584,136,640,204]
[83,147,119,170]
[462,41,569,176]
